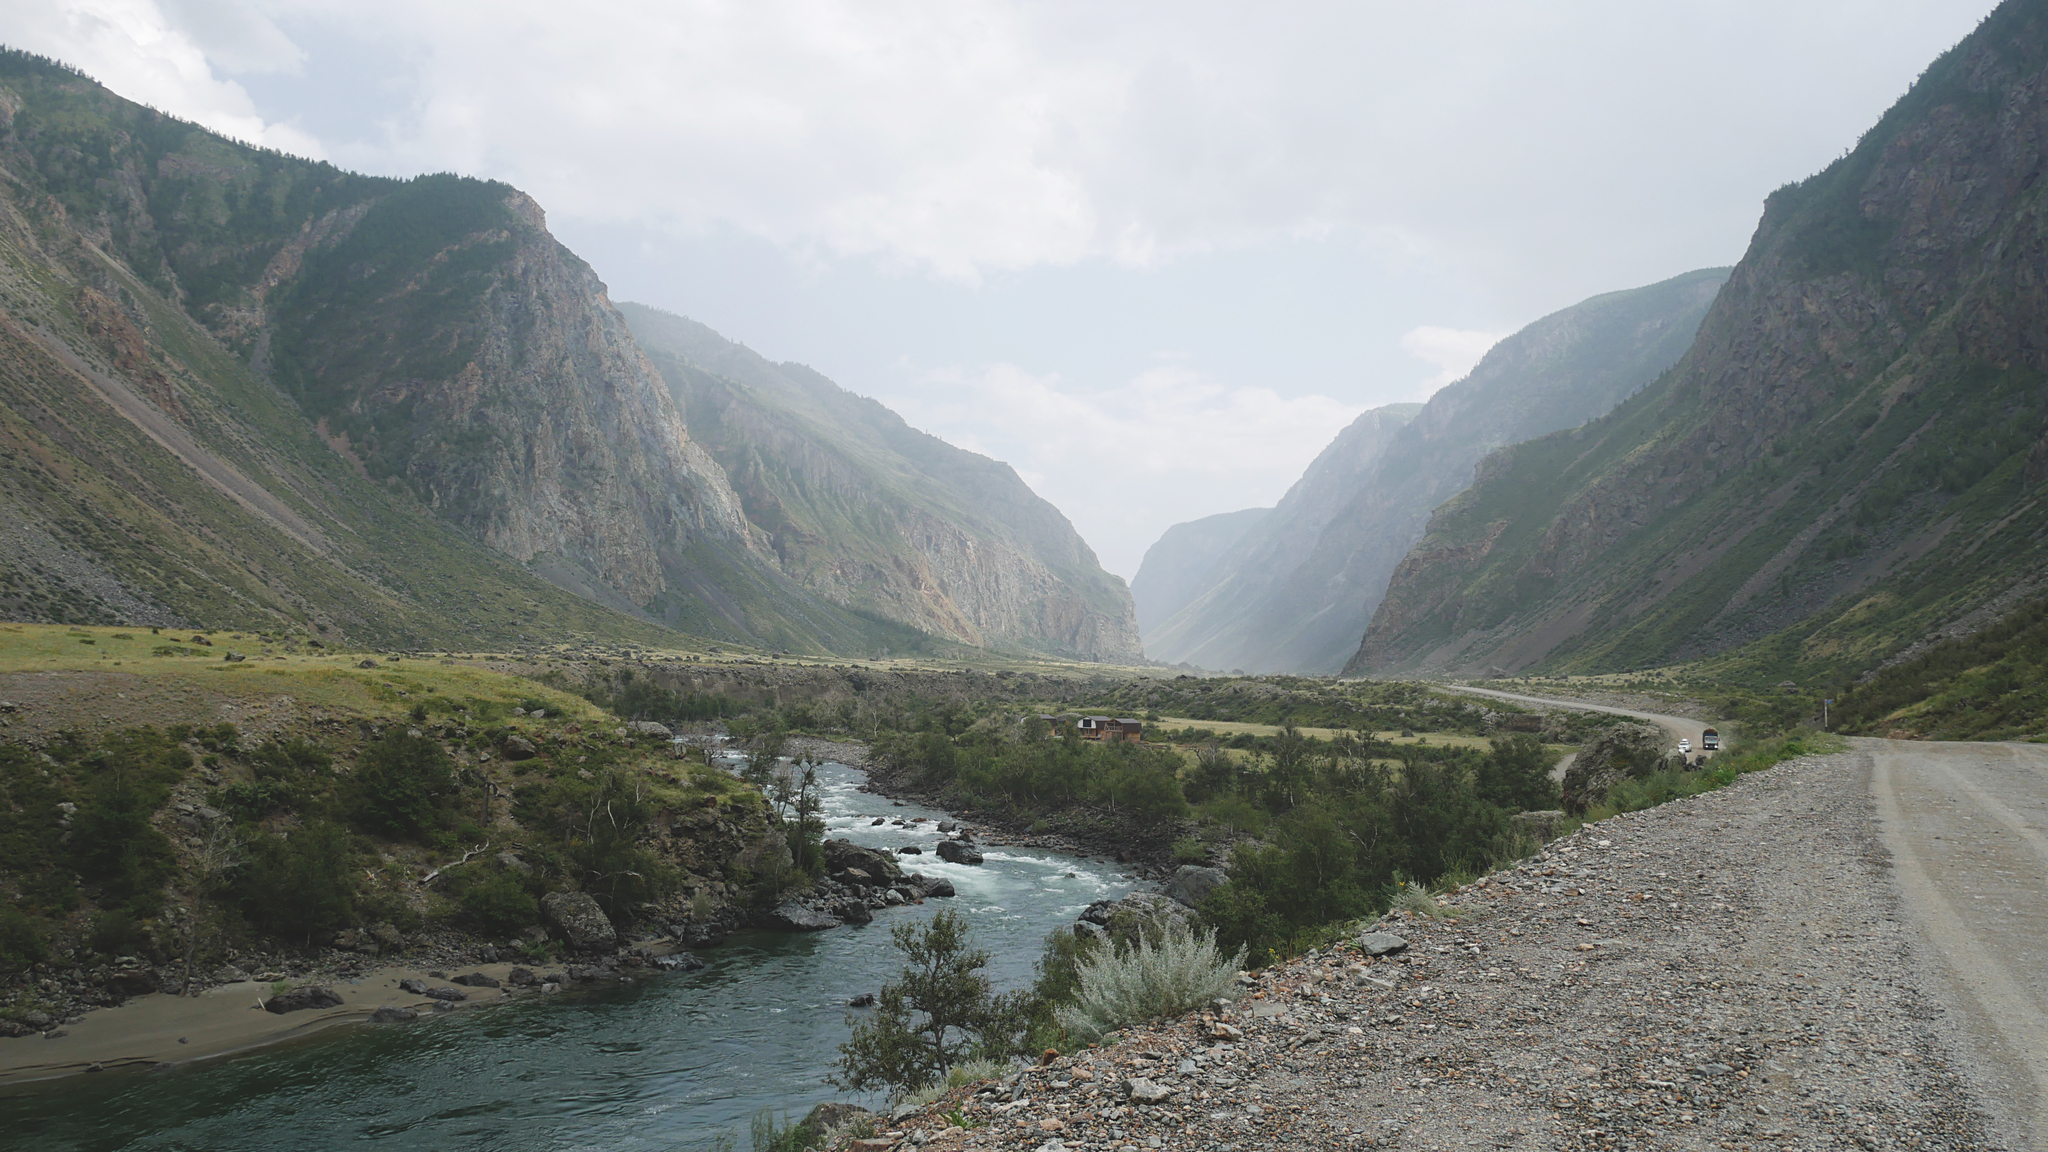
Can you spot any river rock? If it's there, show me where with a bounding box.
[847,992,877,1007]
[265,986,345,1014]
[651,952,706,972]
[896,845,922,855]
[935,840,984,865]
[541,890,618,950]
[823,838,905,883]
[370,1005,418,1023]
[764,900,841,931]
[451,973,501,988]
[626,721,673,738]
[103,967,159,997]
[398,978,429,995]
[1358,931,1409,956]
[423,987,468,1001]
[834,899,874,925]
[677,922,730,949]
[1163,865,1227,909]
[507,968,539,987]
[908,873,956,898]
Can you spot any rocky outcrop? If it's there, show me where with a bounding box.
[1148,269,1727,674]
[540,891,618,951]
[1162,865,1228,909]
[1355,2,2048,678]
[1561,724,1664,813]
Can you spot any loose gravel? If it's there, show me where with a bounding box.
[869,751,2004,1151]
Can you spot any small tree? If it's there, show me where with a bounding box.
[834,910,1023,1097]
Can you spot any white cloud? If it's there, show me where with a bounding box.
[882,360,1363,576]
[0,0,319,154]
[1400,326,1505,397]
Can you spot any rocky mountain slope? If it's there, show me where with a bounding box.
[1128,508,1268,635]
[619,304,1143,663]
[1146,269,1727,674]
[1352,0,2048,681]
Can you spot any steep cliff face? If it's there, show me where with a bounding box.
[620,304,1145,663]
[1129,508,1270,635]
[1145,269,1726,674]
[1353,0,2048,680]
[0,54,683,647]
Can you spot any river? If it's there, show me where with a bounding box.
[0,758,1138,1151]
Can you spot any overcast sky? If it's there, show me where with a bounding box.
[1,0,1993,578]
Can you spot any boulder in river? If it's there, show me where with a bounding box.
[897,845,922,855]
[1163,865,1228,909]
[763,900,841,931]
[834,899,874,925]
[265,986,345,1014]
[847,992,877,1008]
[907,872,956,898]
[541,890,618,951]
[823,838,905,883]
[651,952,706,972]
[935,840,984,865]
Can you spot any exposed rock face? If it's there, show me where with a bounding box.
[540,890,618,951]
[1355,3,2048,678]
[763,900,841,931]
[1130,508,1271,634]
[1162,865,1228,909]
[1561,724,1665,813]
[1149,268,1728,674]
[621,304,1143,662]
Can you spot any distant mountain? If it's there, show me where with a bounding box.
[1145,269,1728,673]
[1130,508,1270,635]
[619,305,1144,663]
[1352,0,2048,680]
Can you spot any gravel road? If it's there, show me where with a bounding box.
[879,743,2029,1151]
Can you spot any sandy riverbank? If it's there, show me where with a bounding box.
[0,960,548,1086]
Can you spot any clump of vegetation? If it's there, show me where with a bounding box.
[1831,593,2048,739]
[1054,920,1242,1043]
[834,910,1025,1098]
[348,730,457,843]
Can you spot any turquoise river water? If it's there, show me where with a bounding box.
[0,758,1138,1151]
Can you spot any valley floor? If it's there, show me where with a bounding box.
[884,742,2038,1151]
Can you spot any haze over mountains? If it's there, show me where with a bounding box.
[0,49,1136,661]
[1353,0,2048,682]
[1134,269,1728,673]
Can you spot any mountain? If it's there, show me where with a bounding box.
[1129,508,1270,635]
[1145,269,1728,673]
[1351,0,2048,681]
[618,305,1144,663]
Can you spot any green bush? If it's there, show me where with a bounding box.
[0,907,47,968]
[349,730,455,842]
[238,821,357,943]
[833,911,1025,1097]
[456,867,540,935]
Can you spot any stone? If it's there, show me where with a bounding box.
[847,992,878,1007]
[897,845,922,855]
[1079,899,1116,926]
[823,838,906,882]
[223,651,246,662]
[937,821,957,832]
[627,721,673,738]
[763,900,841,931]
[423,987,468,1001]
[1562,723,1664,813]
[1358,931,1409,957]
[1162,865,1227,909]
[358,659,378,669]
[882,889,906,906]
[370,1005,418,1023]
[451,973,501,988]
[496,851,532,874]
[1510,810,1566,842]
[650,952,705,972]
[935,840,984,865]
[679,922,730,949]
[398,977,429,995]
[908,873,956,898]
[103,967,159,997]
[370,922,405,950]
[507,968,539,987]
[541,890,618,951]
[502,735,539,761]
[1124,1077,1172,1103]
[835,899,874,925]
[265,986,345,1014]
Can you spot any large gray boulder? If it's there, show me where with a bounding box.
[1163,865,1227,909]
[541,890,618,951]
[907,872,956,898]
[823,838,905,884]
[1561,722,1665,813]
[626,721,674,738]
[265,986,344,1014]
[763,900,841,931]
[935,840,984,865]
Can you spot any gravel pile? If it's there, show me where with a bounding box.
[871,751,1999,1151]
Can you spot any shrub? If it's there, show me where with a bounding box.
[456,867,540,934]
[834,910,1025,1097]
[349,730,455,842]
[0,907,48,968]
[238,821,357,943]
[1054,920,1244,1042]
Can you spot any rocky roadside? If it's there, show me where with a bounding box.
[859,750,1999,1151]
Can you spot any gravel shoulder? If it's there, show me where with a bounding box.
[881,749,2006,1151]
